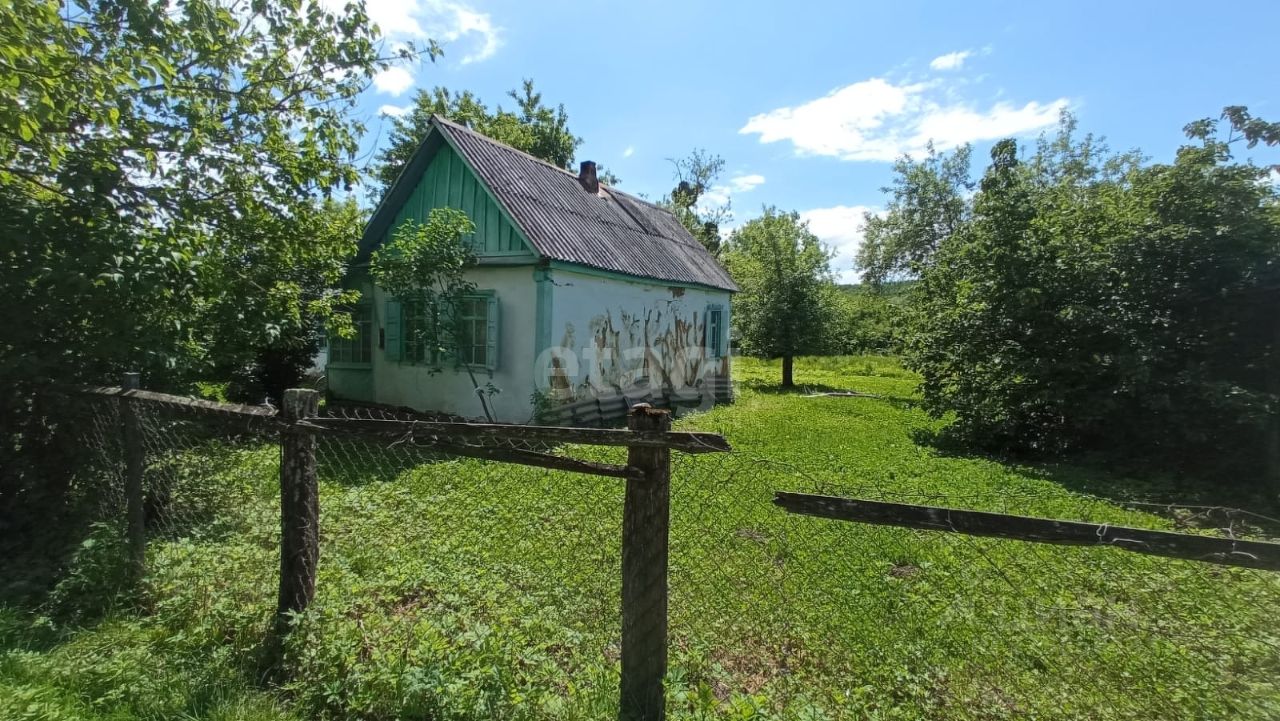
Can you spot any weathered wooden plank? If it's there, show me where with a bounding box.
[277,390,320,638]
[120,373,146,580]
[62,385,277,419]
[300,417,731,454]
[418,440,639,480]
[773,492,1280,572]
[619,404,671,721]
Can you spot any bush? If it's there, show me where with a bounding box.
[907,124,1280,486]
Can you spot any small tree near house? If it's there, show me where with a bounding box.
[370,208,499,421]
[725,208,835,388]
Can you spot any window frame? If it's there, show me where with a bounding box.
[327,302,374,368]
[395,290,499,372]
[706,304,726,359]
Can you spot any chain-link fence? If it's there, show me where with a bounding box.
[38,381,1280,721]
[667,450,1280,720]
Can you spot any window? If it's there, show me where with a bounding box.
[391,292,498,370]
[402,294,441,365]
[457,295,491,367]
[707,306,724,358]
[329,304,372,365]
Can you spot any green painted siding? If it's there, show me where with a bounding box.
[383,143,534,258]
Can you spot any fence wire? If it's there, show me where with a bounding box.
[44,391,1280,721]
[669,449,1280,721]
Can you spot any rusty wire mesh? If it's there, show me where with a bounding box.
[43,390,1280,720]
[666,448,1280,720]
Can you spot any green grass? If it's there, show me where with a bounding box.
[3,356,1279,720]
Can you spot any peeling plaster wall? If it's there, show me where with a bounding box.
[541,268,732,405]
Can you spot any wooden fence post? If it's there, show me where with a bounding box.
[276,388,320,636]
[120,372,146,580]
[619,403,672,721]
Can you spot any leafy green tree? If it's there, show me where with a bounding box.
[660,149,731,255]
[0,0,416,511]
[725,208,835,387]
[857,143,973,286]
[906,112,1280,488]
[0,0,412,390]
[373,80,616,193]
[370,208,497,421]
[829,286,907,355]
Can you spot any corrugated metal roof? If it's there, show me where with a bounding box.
[429,116,738,292]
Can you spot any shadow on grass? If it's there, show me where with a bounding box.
[910,425,1280,533]
[739,378,920,411]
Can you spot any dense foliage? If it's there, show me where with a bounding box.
[857,145,973,287]
[373,80,615,194]
[0,0,407,513]
[897,115,1280,483]
[0,0,406,391]
[828,284,910,355]
[724,208,836,386]
[370,208,498,420]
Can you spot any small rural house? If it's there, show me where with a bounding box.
[327,116,737,423]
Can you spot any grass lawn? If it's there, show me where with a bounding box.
[3,356,1278,720]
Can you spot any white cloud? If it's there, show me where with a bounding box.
[373,66,415,96]
[322,0,503,89]
[696,173,766,214]
[622,146,635,158]
[359,0,502,63]
[740,77,1069,162]
[429,1,501,64]
[800,205,877,283]
[929,50,972,71]
[361,0,428,36]
[378,103,412,117]
[698,186,731,209]
[728,173,766,192]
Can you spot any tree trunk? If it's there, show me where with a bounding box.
[782,355,794,388]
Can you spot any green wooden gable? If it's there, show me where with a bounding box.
[366,137,534,260]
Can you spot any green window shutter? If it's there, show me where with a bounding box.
[384,298,402,362]
[485,294,499,370]
[706,304,725,358]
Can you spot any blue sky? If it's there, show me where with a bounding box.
[343,0,1280,282]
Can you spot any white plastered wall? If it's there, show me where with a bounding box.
[368,265,537,422]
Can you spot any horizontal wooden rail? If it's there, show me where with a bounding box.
[774,492,1280,572]
[421,440,639,480]
[300,417,731,454]
[62,385,278,419]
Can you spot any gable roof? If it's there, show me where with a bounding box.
[362,115,738,292]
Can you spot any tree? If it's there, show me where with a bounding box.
[905,111,1280,488]
[724,208,835,387]
[660,149,731,255]
[370,208,497,421]
[857,143,973,286]
[0,0,413,389]
[829,285,908,355]
[205,199,365,403]
[373,79,616,194]
[0,0,416,511]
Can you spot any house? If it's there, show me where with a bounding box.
[327,116,737,424]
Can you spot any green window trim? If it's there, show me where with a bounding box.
[706,304,726,359]
[385,290,499,372]
[383,299,402,362]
